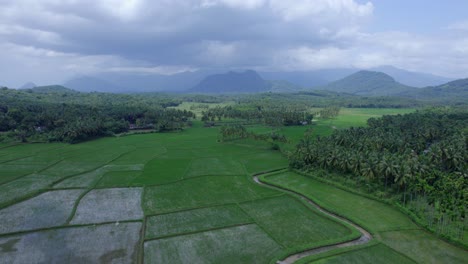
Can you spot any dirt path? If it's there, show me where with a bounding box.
[252,172,372,264]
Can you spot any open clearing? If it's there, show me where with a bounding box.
[0,108,466,263]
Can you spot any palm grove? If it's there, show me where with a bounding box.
[290,109,467,242]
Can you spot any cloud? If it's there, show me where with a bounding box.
[0,0,467,86]
[447,20,468,31]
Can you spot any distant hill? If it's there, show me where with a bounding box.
[399,78,468,101]
[260,67,453,89]
[19,82,37,89]
[29,85,78,94]
[64,76,127,93]
[321,70,416,96]
[371,65,454,87]
[268,80,304,93]
[259,69,356,88]
[190,70,271,93]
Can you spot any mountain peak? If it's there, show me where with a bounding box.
[19,82,37,89]
[190,70,271,93]
[322,70,414,96]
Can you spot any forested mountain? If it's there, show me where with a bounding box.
[60,66,454,94]
[190,70,272,93]
[321,70,416,96]
[259,69,357,87]
[64,76,127,93]
[371,65,454,87]
[398,78,468,103]
[268,80,304,93]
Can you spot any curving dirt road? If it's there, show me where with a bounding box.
[252,171,372,264]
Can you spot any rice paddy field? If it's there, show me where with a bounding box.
[0,107,466,263]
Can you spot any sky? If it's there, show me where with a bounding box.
[1,0,468,87]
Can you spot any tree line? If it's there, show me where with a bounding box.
[0,87,195,143]
[201,105,313,126]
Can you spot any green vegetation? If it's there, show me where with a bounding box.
[144,224,281,264]
[262,172,417,232]
[0,87,194,143]
[261,171,468,263]
[145,205,252,239]
[290,109,468,242]
[0,89,466,263]
[239,195,352,247]
[311,243,415,264]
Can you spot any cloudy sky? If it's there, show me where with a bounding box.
[1,0,468,86]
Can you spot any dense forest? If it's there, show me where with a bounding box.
[0,87,195,143]
[290,109,468,241]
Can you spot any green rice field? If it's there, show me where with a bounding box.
[0,107,466,263]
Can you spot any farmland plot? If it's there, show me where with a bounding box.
[145,204,252,239]
[0,189,83,234]
[0,222,141,264]
[240,196,352,248]
[185,157,245,177]
[71,188,143,225]
[0,174,64,208]
[143,176,280,214]
[144,224,281,264]
[54,164,143,188]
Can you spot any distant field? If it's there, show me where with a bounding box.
[249,107,416,144]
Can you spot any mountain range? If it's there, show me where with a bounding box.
[19,69,467,103]
[60,65,454,94]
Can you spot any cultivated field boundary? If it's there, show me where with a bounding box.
[252,169,372,264]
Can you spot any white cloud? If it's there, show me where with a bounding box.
[105,65,198,75]
[447,20,468,31]
[268,0,373,21]
[201,0,266,9]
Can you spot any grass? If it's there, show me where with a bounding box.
[145,204,252,239]
[96,170,141,188]
[239,195,352,248]
[263,171,417,232]
[185,157,245,177]
[261,171,468,263]
[310,243,415,264]
[143,176,280,215]
[380,229,468,264]
[132,158,190,185]
[144,224,282,264]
